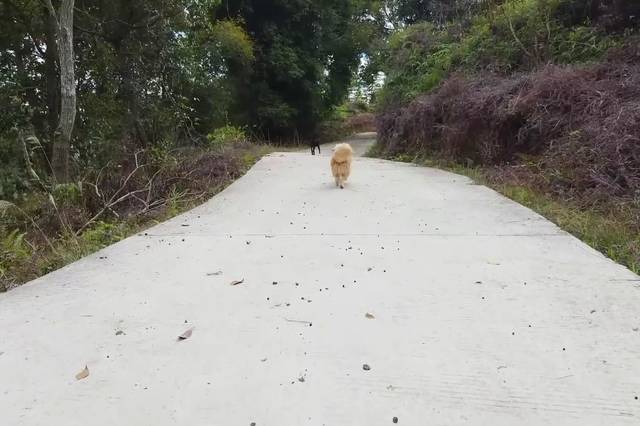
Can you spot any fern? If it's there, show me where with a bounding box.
[1,229,30,263]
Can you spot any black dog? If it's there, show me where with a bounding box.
[310,137,321,155]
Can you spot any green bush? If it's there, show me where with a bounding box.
[207,125,248,145]
[377,0,622,109]
[0,135,29,200]
[377,23,456,107]
[552,25,619,63]
[210,20,255,67]
[458,0,617,70]
[52,183,82,206]
[79,222,128,249]
[0,229,30,290]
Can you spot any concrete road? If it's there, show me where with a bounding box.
[1,134,640,425]
[316,132,376,156]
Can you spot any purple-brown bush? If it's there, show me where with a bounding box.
[344,113,377,134]
[377,46,640,206]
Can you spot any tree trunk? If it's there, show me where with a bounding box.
[45,0,76,183]
[44,5,60,149]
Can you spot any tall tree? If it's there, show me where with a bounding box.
[44,0,76,183]
[216,0,368,139]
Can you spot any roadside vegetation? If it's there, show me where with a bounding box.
[0,141,275,290]
[367,0,640,273]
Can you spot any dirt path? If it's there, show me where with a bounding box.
[1,133,639,425]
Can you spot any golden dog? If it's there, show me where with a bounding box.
[330,143,353,189]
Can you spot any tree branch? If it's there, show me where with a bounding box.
[41,0,57,24]
[506,12,535,61]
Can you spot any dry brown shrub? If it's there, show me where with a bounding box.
[344,113,377,134]
[376,44,640,207]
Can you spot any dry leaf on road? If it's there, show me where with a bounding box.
[365,313,375,319]
[177,327,195,341]
[75,366,89,380]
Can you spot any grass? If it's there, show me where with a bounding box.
[369,148,640,275]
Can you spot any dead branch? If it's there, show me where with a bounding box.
[506,12,535,62]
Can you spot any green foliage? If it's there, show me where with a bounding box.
[210,20,255,67]
[148,140,179,168]
[52,183,82,206]
[377,22,455,106]
[390,0,495,26]
[0,199,31,289]
[0,230,30,285]
[207,125,247,145]
[1,0,373,199]
[216,0,369,139]
[334,100,371,120]
[78,222,128,250]
[32,221,131,277]
[376,0,624,108]
[0,0,259,193]
[180,16,255,134]
[552,25,619,63]
[456,0,618,71]
[0,135,29,200]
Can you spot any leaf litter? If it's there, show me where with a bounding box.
[75,366,90,380]
[177,327,195,341]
